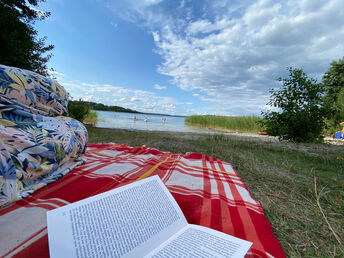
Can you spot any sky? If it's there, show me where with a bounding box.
[34,0,344,116]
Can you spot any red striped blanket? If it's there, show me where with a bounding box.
[0,143,285,257]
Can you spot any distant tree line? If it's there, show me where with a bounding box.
[69,100,140,114]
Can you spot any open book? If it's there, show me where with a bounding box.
[47,175,252,258]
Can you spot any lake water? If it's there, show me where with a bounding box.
[95,111,214,133]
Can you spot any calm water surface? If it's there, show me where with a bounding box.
[95,111,214,133]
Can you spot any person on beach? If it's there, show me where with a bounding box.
[133,116,138,121]
[144,117,148,122]
[335,128,344,139]
[162,118,166,123]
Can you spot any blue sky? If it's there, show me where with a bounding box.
[35,0,344,115]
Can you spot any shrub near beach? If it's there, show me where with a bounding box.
[68,99,98,125]
[261,67,329,143]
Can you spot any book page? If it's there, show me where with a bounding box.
[145,224,252,258]
[47,175,188,258]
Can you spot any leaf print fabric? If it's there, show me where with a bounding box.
[0,64,68,116]
[0,65,87,207]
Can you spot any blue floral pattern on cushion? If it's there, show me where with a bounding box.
[0,65,88,207]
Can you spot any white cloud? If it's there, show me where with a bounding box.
[105,0,344,115]
[152,31,160,41]
[83,95,94,101]
[153,0,344,114]
[29,7,46,19]
[186,19,232,35]
[130,97,139,101]
[110,21,118,28]
[141,0,163,5]
[61,80,183,114]
[105,0,168,29]
[154,84,167,90]
[49,70,65,80]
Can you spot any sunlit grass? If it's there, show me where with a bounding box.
[185,115,264,133]
[83,110,98,125]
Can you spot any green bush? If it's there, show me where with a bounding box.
[67,100,90,122]
[323,58,344,133]
[261,67,329,142]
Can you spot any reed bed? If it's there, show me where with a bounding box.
[185,115,264,133]
[83,110,98,126]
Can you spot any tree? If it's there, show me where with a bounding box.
[0,0,53,76]
[322,58,344,130]
[262,67,329,142]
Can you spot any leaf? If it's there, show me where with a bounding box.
[24,145,49,155]
[55,144,66,161]
[38,79,49,88]
[51,83,56,91]
[9,83,25,91]
[26,127,45,144]
[17,73,28,88]
[42,128,49,137]
[5,71,23,86]
[55,83,66,96]
[25,89,36,103]
[1,112,36,128]
[0,108,14,117]
[0,118,16,126]
[40,164,52,172]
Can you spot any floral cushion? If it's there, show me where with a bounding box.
[0,65,88,207]
[0,65,68,116]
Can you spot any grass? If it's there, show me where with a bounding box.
[87,125,344,257]
[185,115,264,133]
[83,110,98,126]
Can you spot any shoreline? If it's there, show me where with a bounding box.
[87,125,280,142]
[86,126,344,152]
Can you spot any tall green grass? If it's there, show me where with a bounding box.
[185,115,264,133]
[83,110,98,125]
